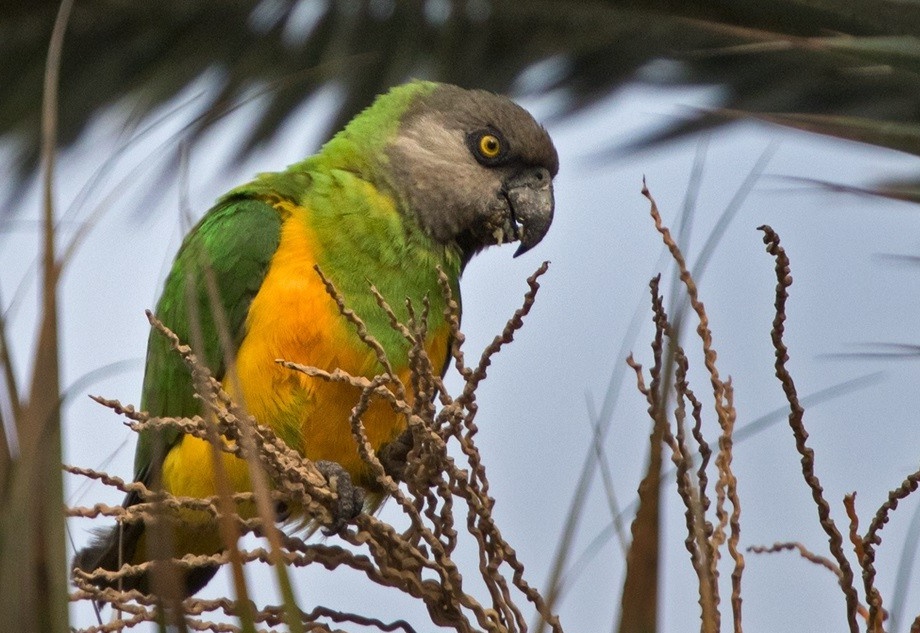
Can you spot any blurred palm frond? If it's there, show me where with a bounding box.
[2,0,920,210]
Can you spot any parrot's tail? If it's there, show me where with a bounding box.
[71,490,220,598]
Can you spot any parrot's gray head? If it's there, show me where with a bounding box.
[386,84,558,264]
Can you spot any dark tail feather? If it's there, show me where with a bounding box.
[71,518,148,593]
[71,494,220,598]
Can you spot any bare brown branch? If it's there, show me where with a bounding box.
[759,224,860,633]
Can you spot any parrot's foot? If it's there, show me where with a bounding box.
[315,460,365,535]
[378,429,413,481]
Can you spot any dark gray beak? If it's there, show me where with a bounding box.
[504,167,555,257]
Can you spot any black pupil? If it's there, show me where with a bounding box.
[485,138,497,153]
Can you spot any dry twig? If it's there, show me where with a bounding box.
[758,224,860,633]
[624,183,747,633]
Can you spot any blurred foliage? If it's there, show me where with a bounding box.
[0,2,70,630]
[2,0,920,206]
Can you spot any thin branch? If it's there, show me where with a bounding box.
[759,224,859,633]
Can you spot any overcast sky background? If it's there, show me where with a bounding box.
[4,69,920,632]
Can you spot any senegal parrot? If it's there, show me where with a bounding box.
[73,81,558,597]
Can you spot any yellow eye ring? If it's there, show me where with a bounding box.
[478,134,502,158]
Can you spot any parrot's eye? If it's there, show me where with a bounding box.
[468,129,509,166]
[479,134,501,157]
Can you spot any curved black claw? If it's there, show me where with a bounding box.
[315,460,365,535]
[377,429,413,482]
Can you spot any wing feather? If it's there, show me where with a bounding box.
[133,197,282,480]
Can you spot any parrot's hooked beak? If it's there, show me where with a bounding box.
[502,167,555,257]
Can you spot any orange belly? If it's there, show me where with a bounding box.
[236,201,415,482]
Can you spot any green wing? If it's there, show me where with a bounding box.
[133,197,282,480]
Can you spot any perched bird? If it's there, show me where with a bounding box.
[73,81,558,597]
